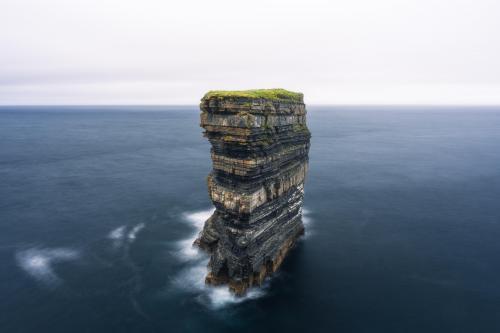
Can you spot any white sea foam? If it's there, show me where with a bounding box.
[173,257,267,309]
[175,209,214,261]
[107,225,127,249]
[128,223,145,241]
[108,225,126,240]
[176,238,203,261]
[108,223,145,247]
[16,247,79,287]
[172,208,267,309]
[302,207,314,238]
[183,209,214,229]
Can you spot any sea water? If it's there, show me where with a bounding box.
[1,106,499,332]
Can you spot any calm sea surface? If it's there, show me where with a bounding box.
[1,106,500,332]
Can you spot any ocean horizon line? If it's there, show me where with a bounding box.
[1,104,500,109]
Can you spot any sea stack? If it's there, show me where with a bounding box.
[195,89,311,295]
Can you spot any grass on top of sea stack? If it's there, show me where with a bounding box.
[202,89,303,102]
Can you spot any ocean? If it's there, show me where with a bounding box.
[1,106,499,332]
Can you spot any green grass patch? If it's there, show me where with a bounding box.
[202,88,303,102]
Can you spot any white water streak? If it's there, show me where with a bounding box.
[16,247,79,287]
[302,207,314,238]
[128,223,145,241]
[108,223,145,248]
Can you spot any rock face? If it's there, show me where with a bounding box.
[195,89,311,295]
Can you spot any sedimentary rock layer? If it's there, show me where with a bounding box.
[195,89,310,295]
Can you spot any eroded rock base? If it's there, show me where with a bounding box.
[204,225,304,295]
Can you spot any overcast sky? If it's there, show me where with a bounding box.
[1,0,499,105]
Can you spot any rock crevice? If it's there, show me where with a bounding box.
[195,89,311,295]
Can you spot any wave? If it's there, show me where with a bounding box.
[108,225,126,239]
[15,247,79,287]
[172,258,267,309]
[108,223,145,248]
[183,209,214,229]
[128,223,145,241]
[302,207,314,238]
[108,225,126,249]
[171,208,268,309]
[175,209,214,262]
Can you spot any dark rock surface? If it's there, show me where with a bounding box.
[195,89,311,295]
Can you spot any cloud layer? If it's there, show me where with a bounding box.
[1,0,499,104]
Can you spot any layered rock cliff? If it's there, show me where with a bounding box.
[195,89,311,295]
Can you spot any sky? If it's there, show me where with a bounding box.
[1,0,499,105]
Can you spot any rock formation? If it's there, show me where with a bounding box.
[195,89,310,295]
